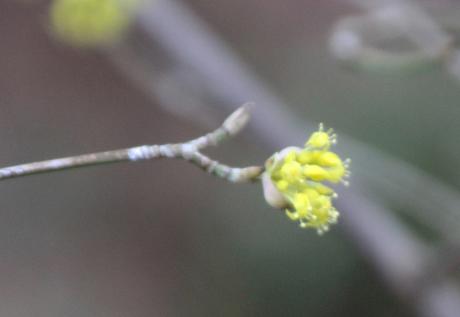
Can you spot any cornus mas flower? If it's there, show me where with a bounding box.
[262,124,350,234]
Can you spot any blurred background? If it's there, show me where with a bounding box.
[1,0,460,316]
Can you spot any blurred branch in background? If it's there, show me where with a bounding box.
[331,0,460,82]
[104,0,460,316]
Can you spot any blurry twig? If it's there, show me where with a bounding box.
[0,106,262,183]
[330,1,452,74]
[335,0,460,83]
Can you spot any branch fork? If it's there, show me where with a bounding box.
[0,104,263,182]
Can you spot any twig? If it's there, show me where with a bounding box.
[331,1,454,75]
[0,105,263,183]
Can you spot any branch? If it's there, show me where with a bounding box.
[0,105,262,183]
[330,1,454,75]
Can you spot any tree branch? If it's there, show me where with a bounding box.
[0,105,262,183]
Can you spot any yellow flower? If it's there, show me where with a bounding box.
[263,124,350,234]
[50,0,141,47]
[305,123,337,150]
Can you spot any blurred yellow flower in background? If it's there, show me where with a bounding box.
[50,0,141,47]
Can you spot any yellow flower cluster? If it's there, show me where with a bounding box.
[50,0,141,47]
[265,124,350,234]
